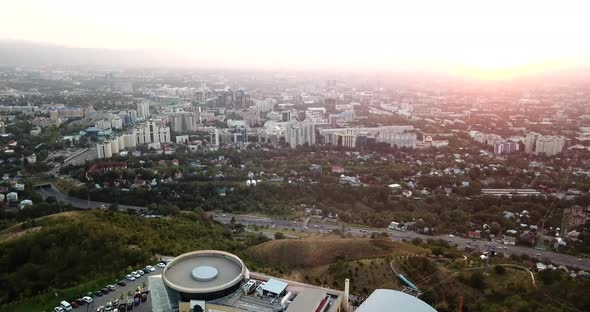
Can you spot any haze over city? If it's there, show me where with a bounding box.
[2,0,590,78]
[1,1,590,312]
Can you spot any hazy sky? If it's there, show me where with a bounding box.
[2,0,589,78]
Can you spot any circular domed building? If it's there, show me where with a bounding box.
[162,250,249,301]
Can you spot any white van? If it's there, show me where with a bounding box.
[60,301,72,311]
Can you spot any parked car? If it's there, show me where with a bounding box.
[94,291,103,297]
[96,306,105,312]
[70,301,79,308]
[54,307,65,312]
[126,274,136,281]
[82,296,93,304]
[156,262,166,268]
[137,270,145,276]
[107,284,116,291]
[134,297,140,306]
[118,303,127,312]
[141,292,148,302]
[101,287,110,295]
[105,301,113,311]
[142,268,150,274]
[117,280,126,287]
[113,299,119,306]
[59,301,73,311]
[76,298,86,306]
[126,299,134,310]
[132,271,141,279]
[145,265,155,272]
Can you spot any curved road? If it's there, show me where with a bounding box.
[35,184,144,211]
[32,184,590,272]
[212,213,590,272]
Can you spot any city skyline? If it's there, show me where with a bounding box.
[2,0,590,79]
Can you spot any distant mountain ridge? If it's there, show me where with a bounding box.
[0,39,172,67]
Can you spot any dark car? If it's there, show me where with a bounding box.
[141,292,147,302]
[118,303,127,312]
[134,297,140,306]
[76,298,86,306]
[142,268,150,274]
[101,287,110,295]
[94,291,103,297]
[126,300,134,310]
[116,280,126,287]
[70,301,79,308]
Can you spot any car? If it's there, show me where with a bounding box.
[117,280,126,287]
[76,298,86,305]
[156,263,166,269]
[83,296,93,304]
[145,265,155,272]
[105,301,113,311]
[134,297,140,306]
[578,258,583,262]
[113,299,120,306]
[59,301,73,311]
[132,271,141,279]
[101,287,110,295]
[70,301,79,308]
[96,306,105,312]
[142,268,150,274]
[126,274,136,281]
[107,284,116,291]
[137,270,145,276]
[127,299,134,310]
[113,309,119,312]
[94,291,103,297]
[118,303,127,312]
[54,307,65,312]
[141,292,148,302]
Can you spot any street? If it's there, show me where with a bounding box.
[32,182,590,272]
[211,213,590,272]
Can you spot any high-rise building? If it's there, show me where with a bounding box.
[494,141,519,154]
[96,142,113,159]
[210,129,220,146]
[525,133,537,154]
[534,135,565,156]
[137,101,150,119]
[170,112,198,133]
[285,119,316,148]
[134,120,171,144]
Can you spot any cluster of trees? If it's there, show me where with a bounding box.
[0,209,260,306]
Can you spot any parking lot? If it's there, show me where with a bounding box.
[64,265,163,312]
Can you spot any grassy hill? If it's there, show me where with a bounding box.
[0,209,244,311]
[247,235,428,268]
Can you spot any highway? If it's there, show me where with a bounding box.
[32,183,590,272]
[35,184,145,211]
[211,213,590,272]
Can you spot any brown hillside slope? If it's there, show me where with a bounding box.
[247,235,426,268]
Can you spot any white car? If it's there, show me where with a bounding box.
[137,270,145,276]
[156,262,166,268]
[54,307,65,312]
[132,271,141,278]
[146,265,155,272]
[82,296,93,304]
[126,274,136,281]
[105,301,113,311]
[449,234,454,238]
